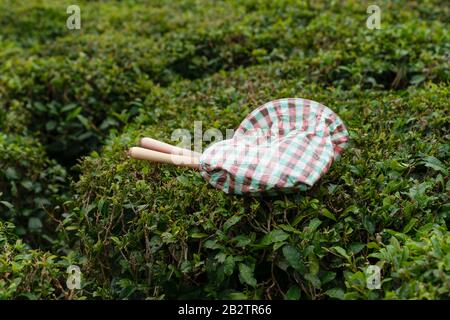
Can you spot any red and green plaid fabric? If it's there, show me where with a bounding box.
[199,98,349,195]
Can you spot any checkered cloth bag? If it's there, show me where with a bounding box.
[199,98,349,195]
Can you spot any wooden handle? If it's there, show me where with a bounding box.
[129,147,200,170]
[140,137,202,158]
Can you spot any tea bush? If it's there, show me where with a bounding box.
[1,0,447,163]
[65,70,449,298]
[0,221,85,299]
[367,224,450,299]
[0,0,449,299]
[0,133,68,244]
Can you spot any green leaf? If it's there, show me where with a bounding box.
[97,198,106,213]
[362,216,375,234]
[326,288,344,299]
[20,180,34,190]
[321,271,336,284]
[321,208,337,221]
[61,103,78,112]
[273,241,286,251]
[45,121,57,131]
[388,160,408,172]
[223,215,241,231]
[0,201,15,211]
[77,131,93,141]
[238,263,257,287]
[350,243,365,254]
[77,114,90,129]
[190,233,208,239]
[421,156,448,175]
[307,218,322,232]
[344,292,361,299]
[223,255,235,276]
[215,252,227,263]
[410,74,426,85]
[34,102,47,112]
[332,246,350,260]
[285,285,301,300]
[110,236,121,245]
[304,272,321,288]
[5,167,19,180]
[402,218,418,234]
[228,292,248,300]
[308,253,320,275]
[261,229,289,245]
[204,240,221,250]
[279,224,301,234]
[232,235,252,247]
[28,217,42,230]
[282,244,303,271]
[292,214,307,226]
[367,242,379,249]
[176,175,190,186]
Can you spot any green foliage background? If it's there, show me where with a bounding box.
[0,0,448,299]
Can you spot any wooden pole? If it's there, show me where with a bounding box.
[128,147,200,170]
[140,137,202,158]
